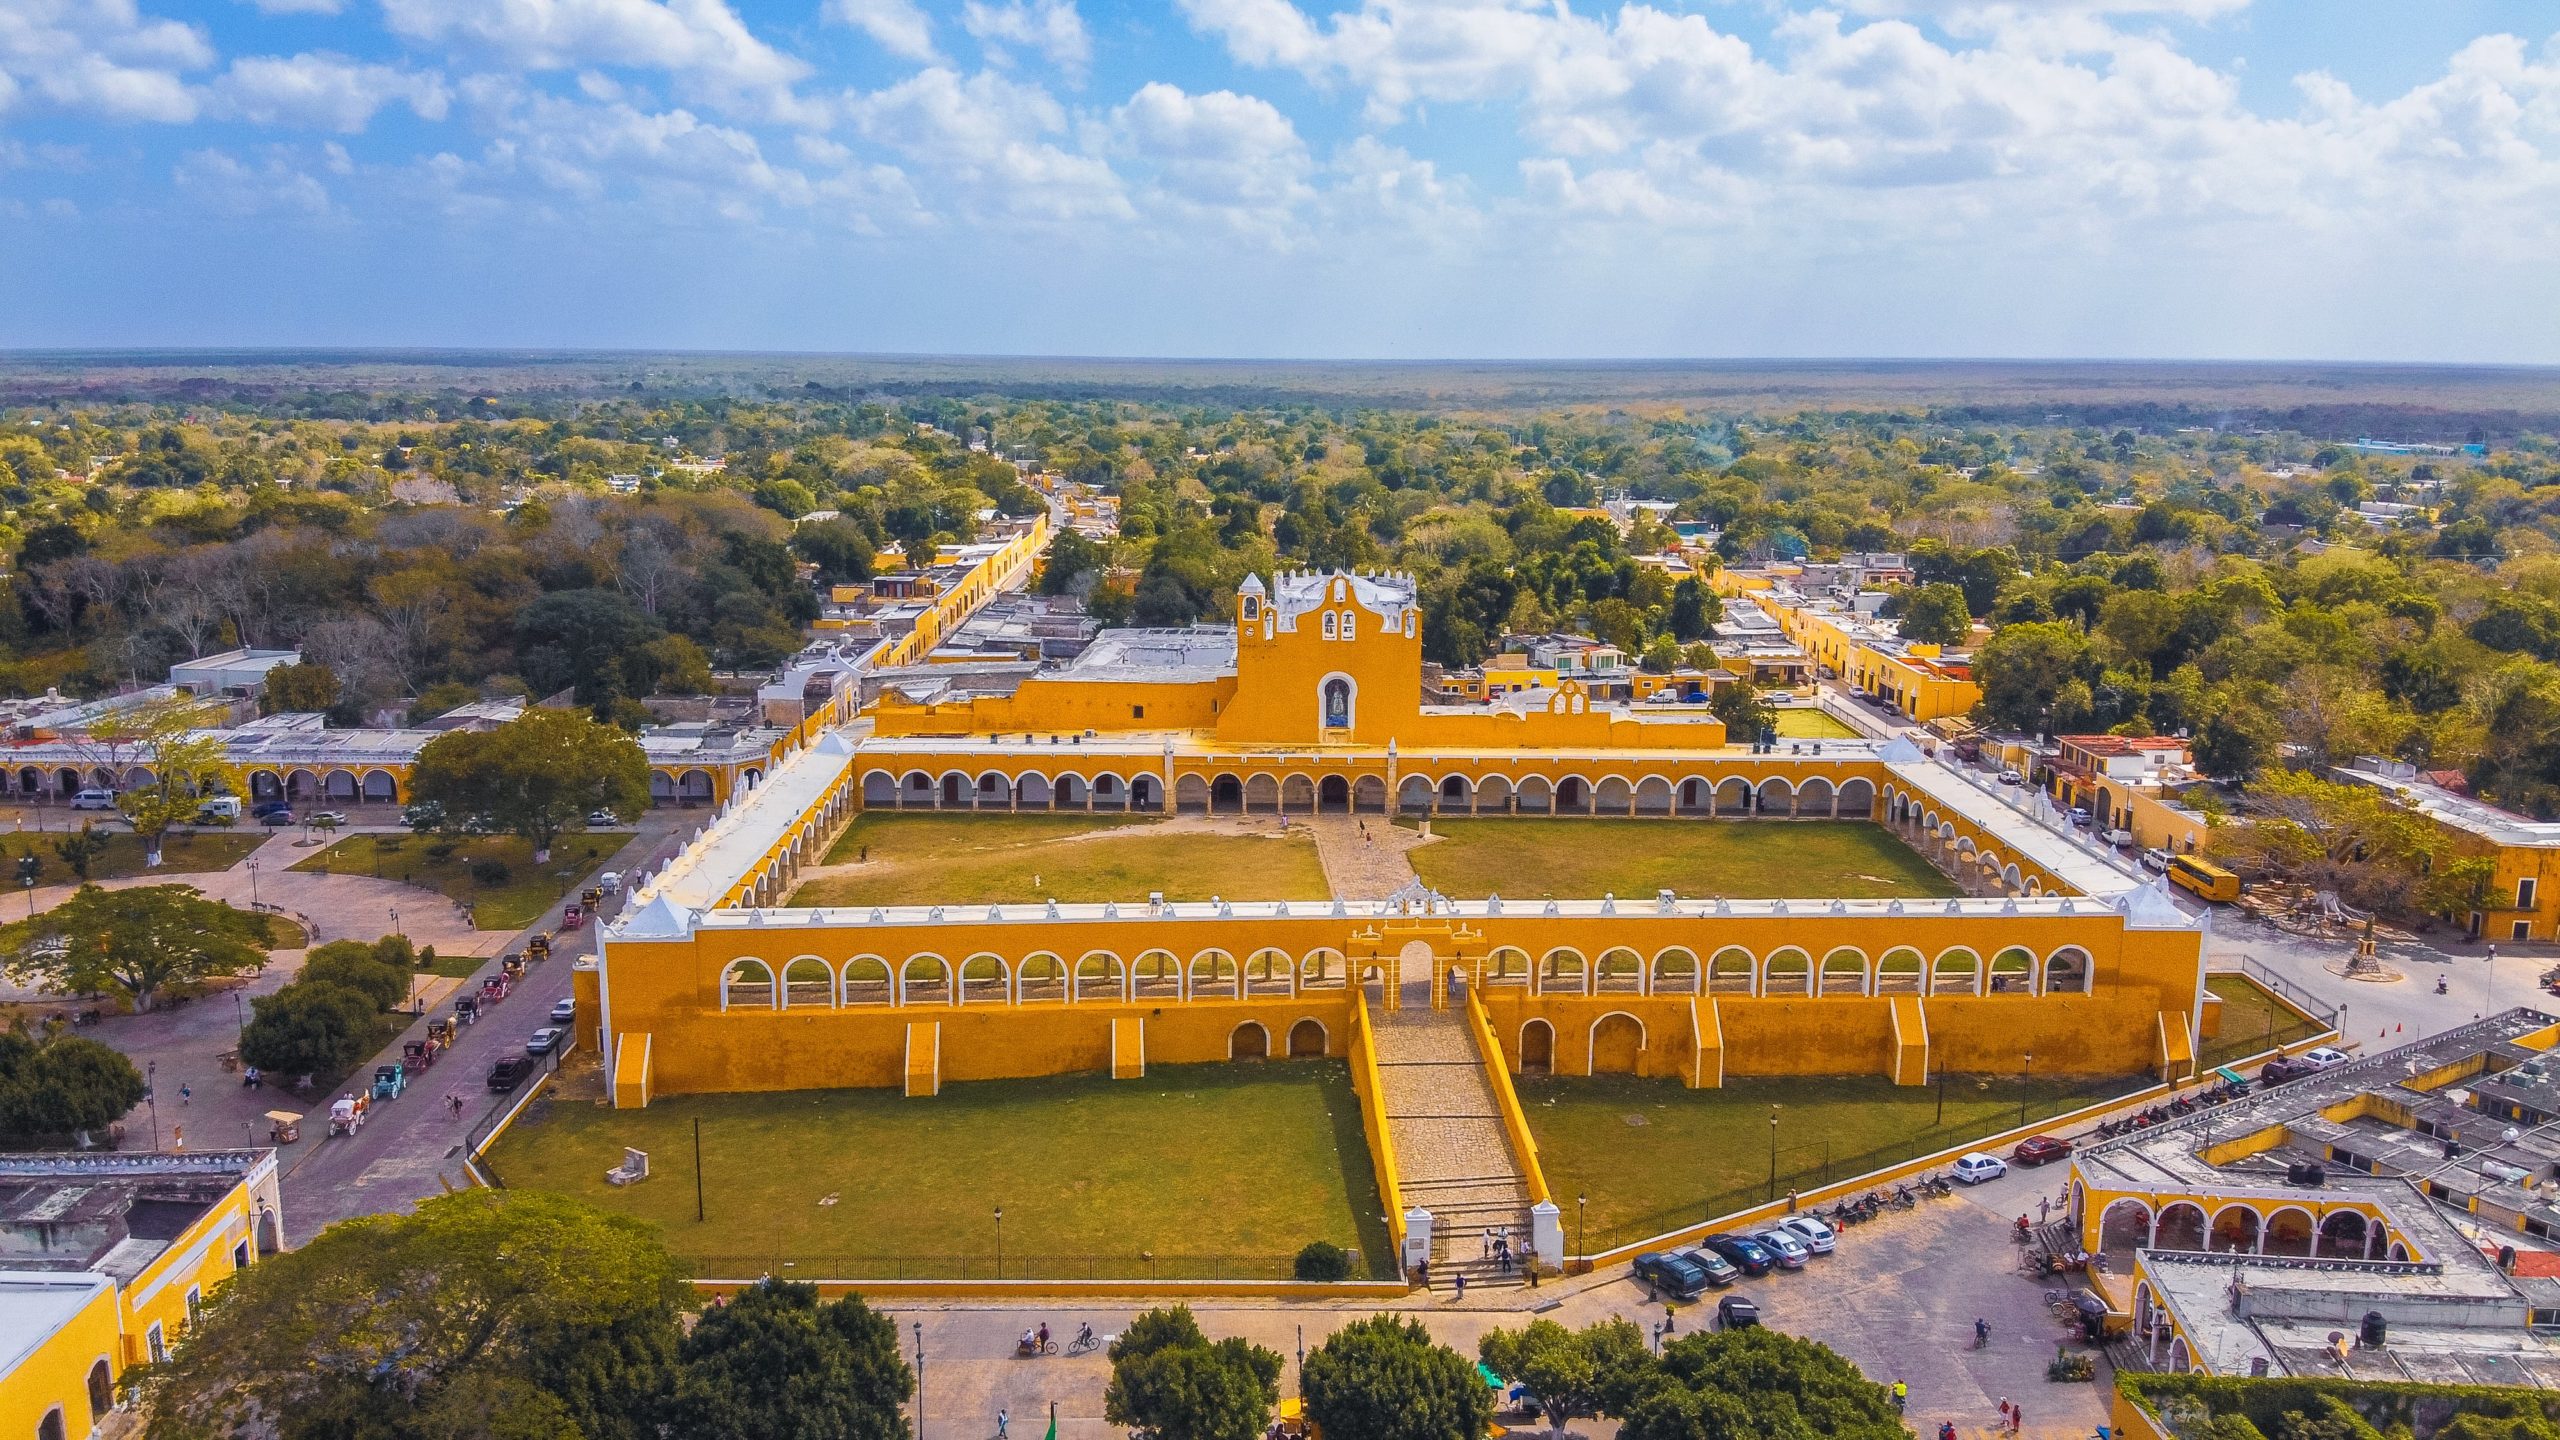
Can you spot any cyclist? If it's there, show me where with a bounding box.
[1037,1323,1051,1353]
[1974,1318,1990,1349]
[1076,1322,1097,1351]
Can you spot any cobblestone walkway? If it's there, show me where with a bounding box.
[1371,995,1533,1287]
[1306,813,1425,900]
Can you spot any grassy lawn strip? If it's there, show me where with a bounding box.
[2200,974,2326,1070]
[488,1062,1393,1280]
[1524,1072,2145,1250]
[1409,819,1958,900]
[0,829,265,883]
[794,815,1330,906]
[822,811,1144,864]
[289,831,632,930]
[1772,709,1861,740]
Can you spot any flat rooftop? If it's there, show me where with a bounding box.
[0,1271,111,1377]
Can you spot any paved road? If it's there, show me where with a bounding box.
[278,817,693,1233]
[885,1177,2096,1440]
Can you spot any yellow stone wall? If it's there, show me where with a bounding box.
[2,1279,118,1440]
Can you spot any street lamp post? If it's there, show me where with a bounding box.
[390,906,400,939]
[2020,1052,2034,1128]
[1577,1192,1588,1259]
[248,859,260,908]
[146,1060,160,1150]
[993,1206,1003,1280]
[1766,1105,1781,1202]
[913,1322,925,1440]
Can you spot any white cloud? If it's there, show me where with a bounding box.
[1109,82,1310,227]
[212,53,450,132]
[173,146,333,215]
[850,67,1132,223]
[379,0,810,118]
[826,0,941,63]
[0,0,213,122]
[962,0,1092,79]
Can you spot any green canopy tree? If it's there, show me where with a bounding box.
[673,1280,913,1440]
[410,708,650,861]
[8,884,271,1012]
[1616,1328,1901,1440]
[0,1029,146,1144]
[299,940,413,1013]
[237,982,379,1078]
[1302,1315,1493,1440]
[263,661,343,716]
[1106,1306,1284,1440]
[1710,676,1775,744]
[1478,1319,1652,1437]
[1971,621,2096,732]
[1895,583,1972,649]
[134,1189,686,1440]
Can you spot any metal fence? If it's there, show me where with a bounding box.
[684,1250,1374,1283]
[2214,954,2340,1029]
[1564,1076,2141,1257]
[462,1038,572,1187]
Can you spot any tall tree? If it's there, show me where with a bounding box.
[1478,1319,1652,1437]
[1301,1315,1493,1440]
[410,708,650,861]
[237,980,380,1079]
[134,1190,686,1440]
[0,1029,146,1145]
[1895,583,1972,649]
[673,1280,913,1440]
[1106,1306,1284,1440]
[263,661,344,716]
[1616,1328,1901,1440]
[93,699,247,862]
[9,885,270,1013]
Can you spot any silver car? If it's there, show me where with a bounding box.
[1776,1215,1836,1254]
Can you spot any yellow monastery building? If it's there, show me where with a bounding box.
[589,571,2212,1141]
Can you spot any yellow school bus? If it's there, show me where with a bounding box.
[2167,855,2242,904]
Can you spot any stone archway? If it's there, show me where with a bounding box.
[1320,775,1350,812]
[1288,1018,1327,1057]
[1520,1019,1554,1075]
[1589,1013,1644,1074]
[1231,1022,1270,1060]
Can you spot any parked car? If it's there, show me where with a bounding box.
[487,1056,531,1092]
[308,809,347,827]
[2012,1135,2075,1167]
[598,871,623,895]
[1775,1215,1836,1254]
[2140,848,2173,875]
[260,809,297,827]
[587,808,619,826]
[1633,1250,1714,1299]
[1675,1246,1740,1286]
[2259,1056,2314,1085]
[549,997,577,1024]
[2300,1046,2352,1070]
[1748,1228,1810,1269]
[1697,1233,1776,1276]
[70,788,117,811]
[1952,1152,2009,1185]
[1997,768,2023,785]
[2068,806,2094,828]
[1715,1295,1760,1330]
[526,1027,563,1056]
[251,799,291,818]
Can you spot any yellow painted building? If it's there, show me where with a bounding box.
[2336,761,2560,944]
[595,569,2211,1115]
[0,1151,284,1438]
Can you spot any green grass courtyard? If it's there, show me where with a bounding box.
[1771,708,1861,740]
[2200,973,2327,1070]
[1523,1071,2146,1250]
[0,828,265,884]
[488,1061,1394,1280]
[1408,819,1958,900]
[794,812,1332,907]
[291,831,633,929]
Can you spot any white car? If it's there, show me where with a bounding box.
[598,872,623,895]
[308,810,348,826]
[1776,1215,1836,1254]
[2300,1046,2352,1070]
[587,809,619,826]
[1952,1152,2008,1185]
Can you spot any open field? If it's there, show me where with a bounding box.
[487,1062,1393,1279]
[0,829,264,883]
[1772,709,1861,740]
[1523,1072,2146,1251]
[1407,819,1957,900]
[794,814,1331,907]
[290,831,631,929]
[2200,973,2327,1070]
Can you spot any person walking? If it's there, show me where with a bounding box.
[2039,1196,2051,1224]
[179,1083,191,1107]
[1997,1398,2010,1430]
[1890,1380,1906,1414]
[1453,1271,1466,1301]
[997,1408,1009,1440]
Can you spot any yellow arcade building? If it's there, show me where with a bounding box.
[589,570,2214,1120]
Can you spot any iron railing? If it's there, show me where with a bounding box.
[682,1250,1376,1283]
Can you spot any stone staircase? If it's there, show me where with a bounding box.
[1370,1001,1535,1288]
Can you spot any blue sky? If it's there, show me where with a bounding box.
[3,0,2557,360]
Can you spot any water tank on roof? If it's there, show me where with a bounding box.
[2286,1162,2328,1187]
[2360,1311,2387,1349]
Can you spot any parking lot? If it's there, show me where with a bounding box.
[884,1157,2103,1440]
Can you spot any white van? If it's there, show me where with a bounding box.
[195,796,243,823]
[70,788,117,811]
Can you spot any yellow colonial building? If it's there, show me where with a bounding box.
[592,569,2209,1112]
[0,1151,284,1440]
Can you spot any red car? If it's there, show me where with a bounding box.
[2012,1135,2074,1167]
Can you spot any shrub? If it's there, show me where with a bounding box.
[1294,1241,1352,1282]
[470,858,511,885]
